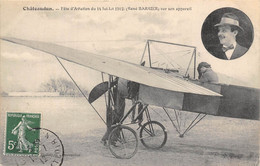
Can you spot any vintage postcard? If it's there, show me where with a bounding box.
[0,0,259,165]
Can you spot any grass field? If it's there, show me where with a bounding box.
[0,97,259,166]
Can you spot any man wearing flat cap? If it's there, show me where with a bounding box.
[209,13,248,60]
[197,62,218,83]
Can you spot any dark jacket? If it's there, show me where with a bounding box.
[208,43,248,60]
[199,68,218,83]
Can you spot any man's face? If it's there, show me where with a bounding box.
[218,25,237,47]
[200,66,207,73]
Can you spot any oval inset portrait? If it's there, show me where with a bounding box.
[201,7,254,60]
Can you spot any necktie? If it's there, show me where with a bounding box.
[222,44,234,52]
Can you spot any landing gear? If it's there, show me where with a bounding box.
[140,121,167,149]
[108,125,138,159]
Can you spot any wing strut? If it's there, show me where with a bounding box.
[184,48,196,78]
[180,113,206,137]
[55,56,106,125]
[163,108,206,137]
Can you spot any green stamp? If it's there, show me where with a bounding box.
[4,112,41,156]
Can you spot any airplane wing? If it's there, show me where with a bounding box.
[2,37,221,96]
[1,37,222,115]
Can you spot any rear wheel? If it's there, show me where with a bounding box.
[108,125,138,159]
[140,121,167,149]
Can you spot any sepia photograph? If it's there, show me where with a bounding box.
[201,7,254,60]
[0,0,259,166]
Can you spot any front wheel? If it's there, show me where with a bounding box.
[140,121,167,149]
[108,125,138,159]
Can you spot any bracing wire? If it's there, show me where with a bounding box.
[55,56,106,125]
[151,43,191,69]
[101,72,108,108]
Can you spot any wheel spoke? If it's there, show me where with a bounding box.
[140,121,167,149]
[108,126,138,159]
[142,127,154,136]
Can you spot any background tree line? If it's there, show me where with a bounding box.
[40,77,88,97]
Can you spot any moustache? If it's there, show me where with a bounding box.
[218,35,225,39]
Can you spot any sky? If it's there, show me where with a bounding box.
[1,1,260,92]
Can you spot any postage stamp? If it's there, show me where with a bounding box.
[4,112,41,156]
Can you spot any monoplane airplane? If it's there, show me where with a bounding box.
[1,37,259,159]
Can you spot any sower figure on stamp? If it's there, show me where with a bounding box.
[12,115,35,152]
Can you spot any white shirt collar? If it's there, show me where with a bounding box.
[224,42,236,60]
